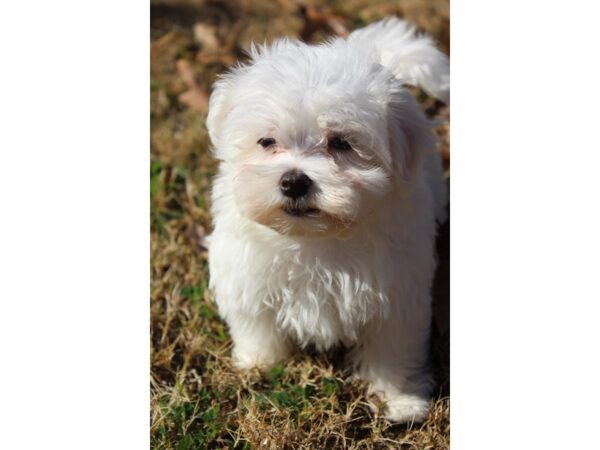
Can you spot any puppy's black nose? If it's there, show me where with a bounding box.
[279,169,312,199]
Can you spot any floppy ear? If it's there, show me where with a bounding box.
[206,77,234,149]
[387,90,437,184]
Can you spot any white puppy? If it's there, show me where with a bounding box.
[206,17,449,423]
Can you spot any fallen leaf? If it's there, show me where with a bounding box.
[299,5,349,41]
[193,22,219,52]
[324,14,349,38]
[195,50,236,66]
[176,59,208,113]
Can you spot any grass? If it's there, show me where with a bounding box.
[151,1,450,448]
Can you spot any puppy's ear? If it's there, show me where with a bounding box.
[348,17,449,103]
[387,90,437,184]
[206,77,234,149]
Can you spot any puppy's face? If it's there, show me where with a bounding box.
[208,40,433,237]
[229,122,389,237]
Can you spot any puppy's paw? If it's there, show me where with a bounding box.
[382,394,430,424]
[231,347,287,370]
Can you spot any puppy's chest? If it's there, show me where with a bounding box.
[265,250,388,348]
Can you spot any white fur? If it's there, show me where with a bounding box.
[348,17,450,103]
[206,17,449,423]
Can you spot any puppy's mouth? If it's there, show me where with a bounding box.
[283,206,320,217]
[282,199,320,217]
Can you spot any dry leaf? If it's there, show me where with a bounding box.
[176,59,208,113]
[196,50,236,66]
[300,5,349,41]
[193,22,219,52]
[324,14,349,38]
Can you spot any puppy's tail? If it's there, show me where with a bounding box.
[348,17,449,103]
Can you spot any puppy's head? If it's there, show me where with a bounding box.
[207,39,436,237]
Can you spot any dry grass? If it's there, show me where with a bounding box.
[151,1,449,448]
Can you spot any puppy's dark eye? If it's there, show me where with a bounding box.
[328,136,352,151]
[258,137,276,148]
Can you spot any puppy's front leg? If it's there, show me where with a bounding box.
[352,305,433,423]
[226,308,292,370]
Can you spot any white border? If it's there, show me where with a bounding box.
[452,1,600,449]
[0,1,149,448]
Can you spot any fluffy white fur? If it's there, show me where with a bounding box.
[206,17,449,423]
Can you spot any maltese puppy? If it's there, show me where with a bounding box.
[206,17,449,423]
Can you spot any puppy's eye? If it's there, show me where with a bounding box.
[328,136,352,151]
[258,137,276,148]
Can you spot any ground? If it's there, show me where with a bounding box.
[150,1,450,448]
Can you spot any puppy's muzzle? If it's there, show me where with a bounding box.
[279,169,312,199]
